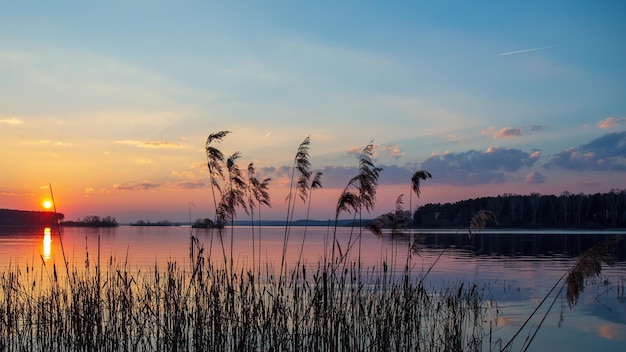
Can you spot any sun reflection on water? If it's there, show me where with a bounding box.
[43,227,51,261]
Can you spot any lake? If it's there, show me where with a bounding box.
[1,225,625,351]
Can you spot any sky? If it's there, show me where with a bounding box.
[1,1,625,223]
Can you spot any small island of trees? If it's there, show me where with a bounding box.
[61,215,119,227]
[130,220,176,226]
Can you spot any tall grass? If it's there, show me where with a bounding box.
[1,133,500,351]
[246,162,271,277]
[0,246,493,351]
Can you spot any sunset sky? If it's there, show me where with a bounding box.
[1,1,625,223]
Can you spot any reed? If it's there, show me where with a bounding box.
[246,162,271,277]
[280,136,313,283]
[0,247,493,351]
[1,133,501,351]
[499,234,624,351]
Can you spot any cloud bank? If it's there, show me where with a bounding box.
[545,131,626,171]
[419,147,540,185]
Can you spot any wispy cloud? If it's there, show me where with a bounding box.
[171,181,208,189]
[115,140,188,149]
[113,182,160,191]
[346,146,361,156]
[498,45,554,56]
[531,125,547,132]
[169,168,208,189]
[382,144,405,159]
[85,181,161,195]
[598,116,626,129]
[85,179,207,195]
[482,127,522,139]
[21,139,73,147]
[0,191,34,197]
[0,117,23,126]
[347,144,379,159]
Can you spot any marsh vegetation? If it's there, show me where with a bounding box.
[0,244,494,351]
[1,132,622,351]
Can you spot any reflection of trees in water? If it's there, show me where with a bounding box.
[385,231,626,259]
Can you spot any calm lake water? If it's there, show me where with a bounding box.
[1,225,625,351]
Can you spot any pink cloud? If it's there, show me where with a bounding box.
[115,140,187,149]
[0,191,34,197]
[597,116,626,129]
[481,127,522,139]
[347,144,379,159]
[495,127,521,138]
[525,172,546,184]
[346,146,361,156]
[383,144,405,159]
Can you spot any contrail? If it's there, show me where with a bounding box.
[498,45,554,56]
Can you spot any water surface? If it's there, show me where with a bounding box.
[1,225,625,351]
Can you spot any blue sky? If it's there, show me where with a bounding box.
[1,1,625,222]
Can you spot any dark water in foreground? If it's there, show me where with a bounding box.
[1,225,625,351]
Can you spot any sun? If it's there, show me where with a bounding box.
[43,200,52,210]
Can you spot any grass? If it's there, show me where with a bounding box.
[1,133,498,351]
[5,132,619,351]
[0,244,494,351]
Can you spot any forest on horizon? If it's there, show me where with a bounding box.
[412,189,626,229]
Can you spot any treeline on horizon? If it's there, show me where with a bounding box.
[413,189,626,229]
[0,209,122,227]
[0,209,64,226]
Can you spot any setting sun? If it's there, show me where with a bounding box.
[43,200,52,209]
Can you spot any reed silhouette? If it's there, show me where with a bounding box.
[3,132,620,352]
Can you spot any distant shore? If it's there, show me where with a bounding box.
[2,208,624,231]
[0,209,63,226]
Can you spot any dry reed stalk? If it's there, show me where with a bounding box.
[1,247,495,351]
[1,132,502,351]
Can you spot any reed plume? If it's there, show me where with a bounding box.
[297,171,323,267]
[247,162,272,276]
[566,235,622,307]
[409,170,432,219]
[344,142,382,213]
[217,152,249,275]
[365,194,408,238]
[332,142,382,267]
[468,210,496,237]
[280,136,312,281]
[205,131,231,225]
[502,235,622,351]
